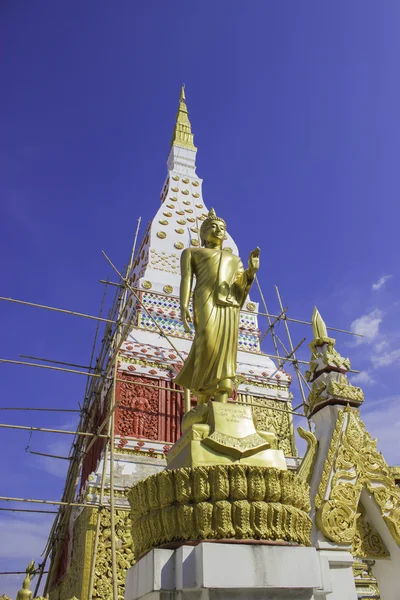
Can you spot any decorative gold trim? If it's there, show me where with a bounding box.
[141,281,152,290]
[174,242,184,250]
[191,240,199,246]
[163,285,173,294]
[246,302,256,312]
[157,232,166,239]
[352,502,389,558]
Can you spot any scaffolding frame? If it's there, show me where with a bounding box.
[0,226,362,599]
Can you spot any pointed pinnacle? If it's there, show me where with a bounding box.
[312,306,328,339]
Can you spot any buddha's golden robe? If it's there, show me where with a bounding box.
[175,248,254,394]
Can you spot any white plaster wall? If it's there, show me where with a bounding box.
[361,489,400,600]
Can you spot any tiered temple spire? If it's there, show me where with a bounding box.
[170,85,196,150]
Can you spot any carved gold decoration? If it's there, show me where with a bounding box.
[390,466,400,482]
[190,227,198,233]
[170,196,178,201]
[177,219,186,225]
[192,181,199,186]
[247,395,296,457]
[187,218,195,223]
[175,228,184,234]
[49,508,133,600]
[141,281,152,290]
[172,187,179,192]
[166,203,175,209]
[352,503,389,558]
[174,242,184,250]
[163,285,173,294]
[183,200,190,206]
[246,302,256,312]
[159,219,168,226]
[128,465,312,560]
[157,232,166,239]
[193,193,200,198]
[352,558,382,598]
[185,208,193,213]
[195,202,203,207]
[163,211,172,217]
[172,175,180,181]
[191,240,199,246]
[182,189,189,195]
[315,407,400,545]
[182,177,189,183]
[297,427,318,484]
[176,210,185,215]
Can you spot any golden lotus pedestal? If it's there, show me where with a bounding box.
[166,400,287,470]
[128,403,312,563]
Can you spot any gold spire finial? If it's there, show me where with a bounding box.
[170,86,196,151]
[311,306,328,339]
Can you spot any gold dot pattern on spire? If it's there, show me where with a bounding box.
[182,177,190,183]
[175,242,184,249]
[192,181,199,186]
[170,85,197,150]
[193,193,200,198]
[163,212,172,217]
[172,187,179,192]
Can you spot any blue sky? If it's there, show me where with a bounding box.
[1,1,399,596]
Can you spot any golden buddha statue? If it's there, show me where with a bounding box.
[16,561,35,600]
[175,208,259,404]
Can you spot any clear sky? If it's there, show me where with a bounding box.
[1,2,399,597]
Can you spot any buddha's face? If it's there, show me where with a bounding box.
[201,219,226,246]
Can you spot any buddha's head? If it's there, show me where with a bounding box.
[200,208,227,247]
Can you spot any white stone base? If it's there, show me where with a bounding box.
[125,543,333,600]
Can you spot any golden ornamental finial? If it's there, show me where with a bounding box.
[311,306,328,339]
[170,85,196,151]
